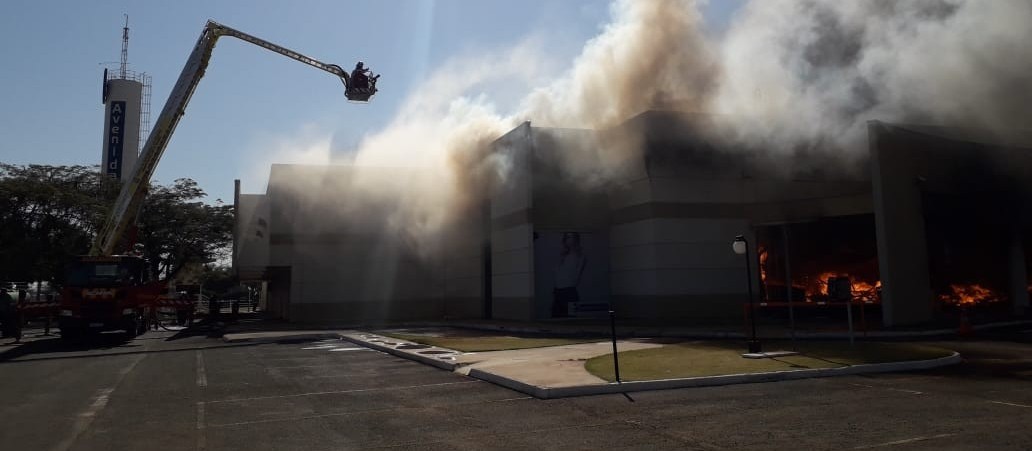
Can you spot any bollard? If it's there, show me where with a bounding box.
[846,301,855,347]
[958,306,973,337]
[609,310,621,383]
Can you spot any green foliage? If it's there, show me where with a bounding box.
[584,341,954,382]
[0,164,233,286]
[0,164,117,283]
[137,178,234,280]
[200,265,238,296]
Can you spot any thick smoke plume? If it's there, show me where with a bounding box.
[714,0,1032,152]
[275,0,1032,258]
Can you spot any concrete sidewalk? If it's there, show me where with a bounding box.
[453,340,660,387]
[223,329,963,399]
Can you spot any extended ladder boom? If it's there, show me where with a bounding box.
[92,20,364,255]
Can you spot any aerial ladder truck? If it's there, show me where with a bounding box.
[56,21,378,339]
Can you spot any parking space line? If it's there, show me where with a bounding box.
[52,355,144,451]
[196,351,207,388]
[988,400,1032,408]
[196,402,206,450]
[196,401,206,429]
[885,388,923,395]
[487,396,534,403]
[853,433,956,449]
[203,380,482,404]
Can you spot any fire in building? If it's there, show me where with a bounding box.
[233,110,1032,328]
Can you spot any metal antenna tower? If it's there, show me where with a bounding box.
[120,14,129,78]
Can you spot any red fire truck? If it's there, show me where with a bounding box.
[58,20,377,341]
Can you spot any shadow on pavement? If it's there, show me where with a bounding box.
[0,333,140,363]
[163,318,227,341]
[0,318,255,364]
[0,337,261,365]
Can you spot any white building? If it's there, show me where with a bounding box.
[235,111,1032,326]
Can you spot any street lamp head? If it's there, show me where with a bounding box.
[732,235,747,255]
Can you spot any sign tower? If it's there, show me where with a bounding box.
[101,15,151,181]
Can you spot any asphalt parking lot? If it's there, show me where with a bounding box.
[1,326,1031,450]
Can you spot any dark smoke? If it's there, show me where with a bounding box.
[266,0,1032,258]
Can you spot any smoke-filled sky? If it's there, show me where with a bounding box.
[291,0,1032,255]
[0,0,744,204]
[3,0,1029,208]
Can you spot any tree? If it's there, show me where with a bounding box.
[0,164,117,284]
[137,178,234,280]
[0,164,232,286]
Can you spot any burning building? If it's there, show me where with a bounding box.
[869,121,1032,323]
[234,110,1031,326]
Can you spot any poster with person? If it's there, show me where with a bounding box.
[533,230,610,318]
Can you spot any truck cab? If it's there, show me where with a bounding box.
[59,256,160,339]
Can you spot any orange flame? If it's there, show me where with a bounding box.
[938,284,1000,305]
[851,280,882,302]
[758,246,768,283]
[816,272,840,295]
[805,273,881,302]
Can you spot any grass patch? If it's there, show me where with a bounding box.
[380,332,604,352]
[585,341,953,382]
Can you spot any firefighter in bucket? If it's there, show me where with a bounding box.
[346,61,379,101]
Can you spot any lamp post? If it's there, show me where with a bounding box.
[734,235,762,353]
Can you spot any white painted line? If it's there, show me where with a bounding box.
[328,347,369,352]
[52,355,144,451]
[988,400,1032,408]
[83,388,113,414]
[853,433,956,449]
[196,401,206,429]
[196,402,206,450]
[204,380,481,404]
[301,345,338,350]
[196,351,208,388]
[886,388,923,395]
[489,396,534,403]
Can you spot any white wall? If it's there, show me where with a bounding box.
[490,123,536,319]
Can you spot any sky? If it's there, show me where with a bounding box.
[0,0,744,203]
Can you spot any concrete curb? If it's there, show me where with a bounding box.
[222,331,343,343]
[339,334,458,371]
[467,352,961,400]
